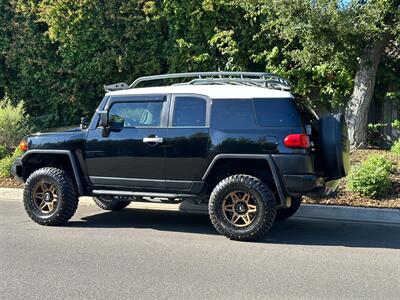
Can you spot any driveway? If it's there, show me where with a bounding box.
[1,199,399,299]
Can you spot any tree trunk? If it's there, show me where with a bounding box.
[345,34,390,149]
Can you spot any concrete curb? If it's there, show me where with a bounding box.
[1,188,399,224]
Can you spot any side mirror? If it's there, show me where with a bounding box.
[109,115,124,131]
[80,117,89,130]
[98,110,109,128]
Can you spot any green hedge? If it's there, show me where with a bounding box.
[347,155,393,198]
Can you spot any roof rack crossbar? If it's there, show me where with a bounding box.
[129,71,290,90]
[174,77,291,90]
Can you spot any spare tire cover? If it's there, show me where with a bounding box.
[319,113,350,181]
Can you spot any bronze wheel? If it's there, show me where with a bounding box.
[222,191,258,227]
[209,174,276,241]
[31,180,59,214]
[23,167,79,226]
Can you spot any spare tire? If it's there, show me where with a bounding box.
[319,113,350,181]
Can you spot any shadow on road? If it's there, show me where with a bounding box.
[68,208,400,249]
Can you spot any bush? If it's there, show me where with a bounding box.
[391,140,400,155]
[0,145,8,159]
[0,156,14,177]
[347,155,392,198]
[0,98,29,148]
[364,154,394,173]
[0,147,24,177]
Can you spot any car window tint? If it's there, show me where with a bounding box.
[109,101,163,127]
[172,96,206,127]
[211,99,256,129]
[253,98,302,127]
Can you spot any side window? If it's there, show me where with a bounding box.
[211,99,256,129]
[172,96,206,127]
[253,98,302,127]
[109,101,163,127]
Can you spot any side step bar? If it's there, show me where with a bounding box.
[92,190,199,199]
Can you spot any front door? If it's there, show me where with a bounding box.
[85,95,168,189]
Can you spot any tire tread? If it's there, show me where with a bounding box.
[23,167,79,226]
[209,174,276,241]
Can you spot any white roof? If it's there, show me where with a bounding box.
[106,84,292,99]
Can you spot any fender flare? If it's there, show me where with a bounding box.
[201,154,289,208]
[21,149,84,195]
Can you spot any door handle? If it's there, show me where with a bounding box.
[143,136,163,144]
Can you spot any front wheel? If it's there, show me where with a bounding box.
[209,174,276,241]
[93,196,130,211]
[23,167,79,226]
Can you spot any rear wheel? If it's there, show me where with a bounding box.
[209,174,276,241]
[23,167,79,226]
[275,196,302,222]
[93,196,130,211]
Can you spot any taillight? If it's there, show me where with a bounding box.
[18,140,29,152]
[284,134,310,148]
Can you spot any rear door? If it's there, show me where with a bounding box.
[164,94,210,190]
[85,94,169,189]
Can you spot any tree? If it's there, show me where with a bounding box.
[345,0,399,148]
[251,0,399,148]
[1,0,398,141]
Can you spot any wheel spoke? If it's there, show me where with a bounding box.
[247,204,257,213]
[223,204,234,212]
[241,193,251,203]
[231,213,241,224]
[39,200,47,210]
[229,192,240,203]
[38,182,44,192]
[242,213,251,225]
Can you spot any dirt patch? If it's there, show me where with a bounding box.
[0,176,24,189]
[304,149,400,209]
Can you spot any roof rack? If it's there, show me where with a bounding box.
[104,82,129,92]
[131,71,291,91]
[104,71,291,92]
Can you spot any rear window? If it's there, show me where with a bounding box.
[211,99,256,129]
[253,98,302,127]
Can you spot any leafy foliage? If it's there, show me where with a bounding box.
[0,98,29,148]
[347,154,393,198]
[0,147,23,177]
[0,0,399,131]
[392,119,400,129]
[391,139,400,155]
[0,145,8,159]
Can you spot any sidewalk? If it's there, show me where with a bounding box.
[1,188,399,224]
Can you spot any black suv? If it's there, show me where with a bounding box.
[12,72,349,241]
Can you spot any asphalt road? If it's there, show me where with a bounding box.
[1,199,399,300]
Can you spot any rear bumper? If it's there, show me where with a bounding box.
[284,174,324,194]
[271,154,334,197]
[11,158,24,182]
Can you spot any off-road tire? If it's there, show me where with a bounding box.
[209,174,276,241]
[23,167,79,226]
[275,196,302,222]
[93,196,130,211]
